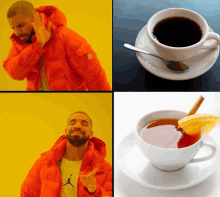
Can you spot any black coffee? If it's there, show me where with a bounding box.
[152,17,202,47]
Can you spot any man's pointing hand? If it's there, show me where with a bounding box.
[79,167,99,193]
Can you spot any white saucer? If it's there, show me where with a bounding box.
[116,131,220,190]
[135,25,219,80]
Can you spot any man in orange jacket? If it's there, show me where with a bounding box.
[21,111,112,197]
[4,1,111,91]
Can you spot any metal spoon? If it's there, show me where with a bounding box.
[124,44,189,72]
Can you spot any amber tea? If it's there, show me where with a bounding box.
[140,118,202,149]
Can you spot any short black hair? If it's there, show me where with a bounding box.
[67,111,92,129]
[7,1,35,19]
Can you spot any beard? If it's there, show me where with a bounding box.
[66,131,90,147]
[21,28,35,44]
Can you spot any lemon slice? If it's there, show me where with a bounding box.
[178,114,220,135]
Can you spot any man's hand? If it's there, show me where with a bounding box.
[79,167,99,193]
[28,12,52,48]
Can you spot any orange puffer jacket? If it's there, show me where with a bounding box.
[20,135,112,197]
[3,6,111,91]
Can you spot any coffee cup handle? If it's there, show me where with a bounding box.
[200,32,220,49]
[188,139,216,164]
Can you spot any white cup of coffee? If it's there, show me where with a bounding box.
[146,8,220,61]
[135,110,217,171]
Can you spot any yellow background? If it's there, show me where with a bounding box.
[0,93,112,196]
[0,0,112,90]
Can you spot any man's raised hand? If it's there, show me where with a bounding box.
[29,12,52,47]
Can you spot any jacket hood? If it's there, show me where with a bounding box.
[35,5,67,27]
[10,5,66,43]
[41,135,108,171]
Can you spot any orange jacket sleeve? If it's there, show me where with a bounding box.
[93,170,112,197]
[65,29,112,91]
[20,158,42,197]
[3,41,46,80]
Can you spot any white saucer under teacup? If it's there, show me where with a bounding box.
[135,8,220,80]
[116,131,220,190]
[135,25,219,80]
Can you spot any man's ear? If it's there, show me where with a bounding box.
[27,12,35,23]
[89,130,93,138]
[26,17,33,26]
[65,128,67,136]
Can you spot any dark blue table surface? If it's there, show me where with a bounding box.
[113,0,220,91]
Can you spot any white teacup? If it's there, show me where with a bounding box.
[135,110,217,171]
[146,8,220,61]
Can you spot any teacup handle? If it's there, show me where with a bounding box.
[200,32,220,49]
[188,139,216,164]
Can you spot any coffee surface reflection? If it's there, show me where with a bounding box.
[152,17,202,47]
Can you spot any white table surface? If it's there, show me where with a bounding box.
[114,92,220,197]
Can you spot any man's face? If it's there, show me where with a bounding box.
[8,12,35,44]
[65,113,93,147]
